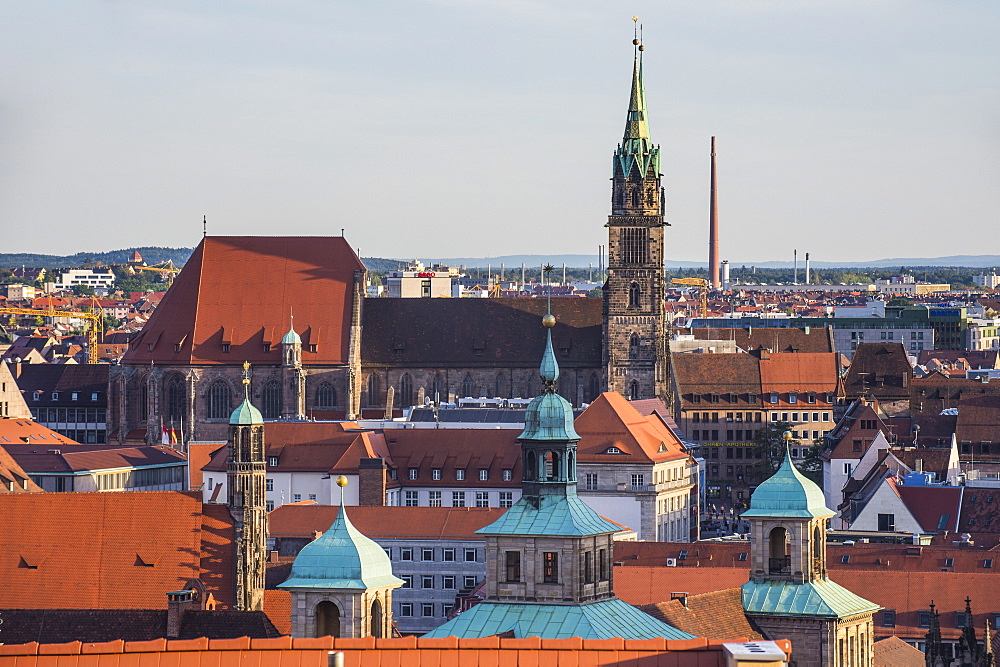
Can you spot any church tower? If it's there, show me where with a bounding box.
[423,300,693,640]
[281,321,305,419]
[603,28,671,405]
[227,362,268,611]
[742,440,879,666]
[279,476,403,638]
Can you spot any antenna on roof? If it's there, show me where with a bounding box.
[203,215,207,238]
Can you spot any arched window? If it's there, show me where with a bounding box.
[370,597,383,638]
[629,333,640,359]
[588,373,601,403]
[813,524,823,568]
[629,282,641,308]
[461,373,476,398]
[525,450,537,481]
[208,380,232,419]
[315,601,340,638]
[399,373,413,407]
[431,373,445,403]
[631,187,640,207]
[629,380,640,400]
[316,381,336,409]
[138,380,148,421]
[495,372,506,398]
[768,526,790,574]
[166,375,186,421]
[366,374,381,408]
[262,380,281,419]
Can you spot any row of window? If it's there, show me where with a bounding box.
[393,547,479,563]
[155,376,338,421]
[401,490,513,508]
[407,467,514,482]
[689,392,833,405]
[94,465,184,491]
[503,548,610,585]
[32,408,107,424]
[32,391,100,402]
[398,603,453,618]
[400,574,478,590]
[888,609,1000,629]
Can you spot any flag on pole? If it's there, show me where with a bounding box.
[170,428,178,446]
[161,425,170,445]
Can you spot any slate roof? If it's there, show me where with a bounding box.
[0,609,280,644]
[691,327,835,353]
[639,589,764,640]
[423,598,696,640]
[0,491,235,609]
[124,236,364,365]
[361,297,602,368]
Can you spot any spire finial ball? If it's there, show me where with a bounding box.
[638,45,644,51]
[336,475,348,487]
[782,431,793,442]
[633,38,639,45]
[542,314,556,328]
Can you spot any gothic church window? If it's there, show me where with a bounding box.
[620,228,648,264]
[262,380,282,418]
[629,282,641,308]
[366,374,381,408]
[629,380,640,400]
[207,380,232,419]
[138,381,148,421]
[462,373,475,398]
[629,333,640,359]
[495,372,506,398]
[166,375,186,421]
[431,373,445,402]
[316,382,336,409]
[399,373,413,407]
[588,373,601,403]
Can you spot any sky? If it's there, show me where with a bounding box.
[2,0,998,264]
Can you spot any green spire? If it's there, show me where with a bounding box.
[615,42,660,178]
[230,361,263,425]
[742,446,833,519]
[540,328,559,387]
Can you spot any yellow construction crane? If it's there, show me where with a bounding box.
[131,263,181,285]
[670,277,709,318]
[0,306,102,364]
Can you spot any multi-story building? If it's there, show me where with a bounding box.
[384,260,453,298]
[974,272,1000,289]
[6,443,187,492]
[672,350,840,504]
[13,364,109,444]
[52,268,116,292]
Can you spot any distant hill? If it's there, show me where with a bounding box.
[0,247,194,269]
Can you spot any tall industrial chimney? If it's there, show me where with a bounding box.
[804,253,810,285]
[709,137,720,289]
[793,249,798,285]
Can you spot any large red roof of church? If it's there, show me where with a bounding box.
[124,236,364,365]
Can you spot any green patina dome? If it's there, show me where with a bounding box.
[229,397,263,425]
[282,327,301,345]
[742,449,833,519]
[278,504,404,591]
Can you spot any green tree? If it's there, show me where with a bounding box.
[750,422,820,485]
[887,297,913,307]
[71,284,96,297]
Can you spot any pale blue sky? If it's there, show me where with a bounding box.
[2,1,998,263]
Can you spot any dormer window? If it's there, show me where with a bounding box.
[604,446,623,454]
[268,456,279,467]
[308,344,317,353]
[263,344,271,353]
[788,393,797,404]
[455,469,465,481]
[52,392,59,401]
[222,344,231,353]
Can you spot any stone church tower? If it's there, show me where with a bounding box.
[227,362,268,611]
[603,37,671,405]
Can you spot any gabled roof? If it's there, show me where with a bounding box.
[575,392,690,464]
[843,343,912,400]
[0,446,43,492]
[639,588,764,640]
[0,418,79,447]
[894,481,962,533]
[361,297,602,367]
[6,444,186,474]
[874,636,925,667]
[386,429,521,487]
[124,236,364,365]
[0,491,235,609]
[691,327,835,353]
[672,354,761,397]
[758,353,840,394]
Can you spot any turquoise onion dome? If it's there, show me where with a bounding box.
[279,478,404,590]
[282,327,301,345]
[229,397,263,425]
[519,321,579,441]
[742,448,833,519]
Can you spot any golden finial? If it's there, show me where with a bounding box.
[241,361,251,387]
[336,475,348,487]
[632,16,640,45]
[542,314,556,328]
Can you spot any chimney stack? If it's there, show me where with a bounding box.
[709,137,720,289]
[358,457,387,506]
[805,252,811,285]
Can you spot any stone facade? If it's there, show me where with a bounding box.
[227,410,268,611]
[287,586,395,639]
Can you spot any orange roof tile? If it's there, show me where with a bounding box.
[0,491,235,609]
[268,505,505,540]
[0,636,791,666]
[758,353,840,395]
[123,237,364,365]
[0,418,79,447]
[575,393,691,464]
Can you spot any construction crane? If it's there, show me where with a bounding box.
[131,263,181,285]
[670,277,709,318]
[0,306,102,364]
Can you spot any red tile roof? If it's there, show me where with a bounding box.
[893,480,963,533]
[268,505,505,540]
[124,236,364,365]
[0,418,78,447]
[691,327,835,354]
[0,491,235,609]
[873,636,925,666]
[0,636,790,666]
[575,393,691,464]
[639,588,764,640]
[386,429,522,487]
[758,353,840,395]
